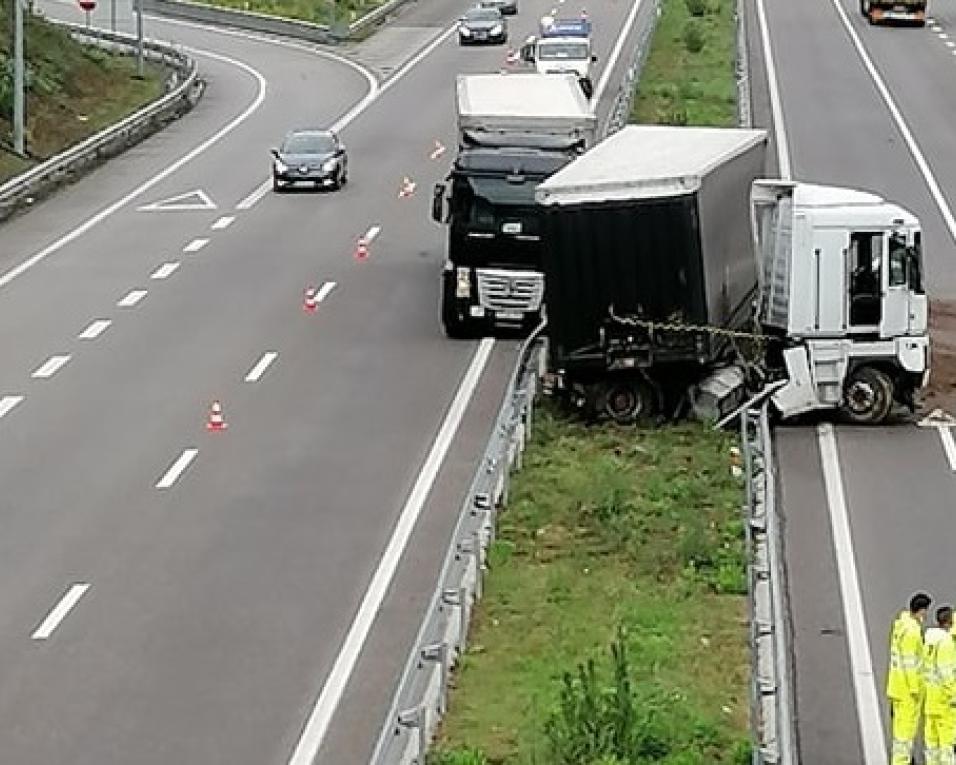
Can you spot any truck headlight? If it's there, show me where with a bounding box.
[456,267,471,298]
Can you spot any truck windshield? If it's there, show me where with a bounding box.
[538,41,589,60]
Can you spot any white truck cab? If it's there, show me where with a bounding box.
[753,180,929,423]
[521,19,596,97]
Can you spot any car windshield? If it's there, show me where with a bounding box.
[282,132,335,154]
[465,8,501,21]
[538,41,588,59]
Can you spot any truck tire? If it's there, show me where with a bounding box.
[840,366,894,424]
[596,378,658,425]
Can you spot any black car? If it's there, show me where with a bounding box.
[458,7,508,44]
[478,0,517,15]
[272,129,348,191]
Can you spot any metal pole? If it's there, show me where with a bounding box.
[13,0,25,156]
[110,0,116,32]
[135,0,144,77]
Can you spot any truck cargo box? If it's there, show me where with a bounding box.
[535,125,768,372]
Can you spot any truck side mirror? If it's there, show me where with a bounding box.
[590,54,597,62]
[432,183,446,223]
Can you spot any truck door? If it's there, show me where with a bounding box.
[847,231,883,332]
[880,230,910,339]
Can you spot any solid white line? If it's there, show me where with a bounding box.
[286,338,495,765]
[156,448,199,489]
[817,425,887,765]
[364,225,382,243]
[150,262,180,280]
[78,319,111,340]
[183,238,210,253]
[0,51,267,291]
[938,427,956,472]
[592,0,647,108]
[237,181,271,210]
[117,289,148,308]
[31,583,91,640]
[315,281,337,303]
[0,395,24,419]
[828,0,956,242]
[31,354,71,379]
[211,215,235,230]
[755,0,793,179]
[244,351,278,382]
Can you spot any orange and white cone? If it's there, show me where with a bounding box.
[398,177,416,198]
[206,400,228,431]
[505,48,519,64]
[303,286,319,313]
[429,140,446,160]
[354,237,370,261]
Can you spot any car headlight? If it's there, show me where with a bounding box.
[274,158,288,173]
[459,25,472,35]
[490,23,503,34]
[456,267,471,298]
[322,158,338,173]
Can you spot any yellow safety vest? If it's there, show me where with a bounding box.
[924,627,956,715]
[888,610,924,701]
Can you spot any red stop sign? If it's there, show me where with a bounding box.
[78,0,95,10]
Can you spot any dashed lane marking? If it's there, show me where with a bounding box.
[32,584,91,640]
[78,319,112,340]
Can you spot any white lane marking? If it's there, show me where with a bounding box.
[936,427,956,472]
[755,0,793,179]
[828,0,956,242]
[183,238,210,253]
[117,289,148,308]
[364,225,382,243]
[234,23,457,210]
[31,583,92,640]
[946,41,956,48]
[244,351,279,382]
[31,355,71,379]
[0,395,25,419]
[939,32,949,40]
[287,338,495,765]
[151,262,180,280]
[156,448,199,489]
[211,215,235,230]
[315,281,337,303]
[136,189,217,212]
[237,182,272,210]
[817,425,887,765]
[78,319,111,340]
[0,51,267,291]
[592,0,650,109]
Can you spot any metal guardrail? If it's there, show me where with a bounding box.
[0,21,202,224]
[142,0,414,44]
[741,405,796,765]
[369,326,548,765]
[603,0,660,137]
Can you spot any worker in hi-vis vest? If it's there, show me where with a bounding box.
[923,606,956,765]
[887,592,932,765]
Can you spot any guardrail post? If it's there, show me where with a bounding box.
[421,642,450,715]
[397,706,427,764]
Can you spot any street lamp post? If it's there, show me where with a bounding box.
[136,0,144,77]
[13,0,25,156]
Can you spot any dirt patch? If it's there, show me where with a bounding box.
[921,300,956,415]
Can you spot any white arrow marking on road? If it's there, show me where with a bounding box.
[78,319,112,340]
[151,262,180,280]
[918,408,956,472]
[136,189,217,212]
[0,395,24,419]
[32,355,71,379]
[156,448,199,489]
[117,289,148,308]
[245,351,278,382]
[32,583,92,640]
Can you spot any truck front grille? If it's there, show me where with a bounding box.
[476,269,544,312]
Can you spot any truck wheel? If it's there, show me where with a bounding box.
[598,378,658,425]
[840,366,894,424]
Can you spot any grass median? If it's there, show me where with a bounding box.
[197,0,379,27]
[429,405,750,765]
[0,8,163,184]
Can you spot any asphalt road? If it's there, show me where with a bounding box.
[750,0,956,761]
[0,0,649,761]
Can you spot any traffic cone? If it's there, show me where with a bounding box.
[580,7,588,19]
[398,177,416,198]
[206,400,228,431]
[303,286,319,313]
[354,237,369,261]
[429,140,446,160]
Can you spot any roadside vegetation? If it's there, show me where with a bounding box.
[632,0,738,126]
[0,4,163,183]
[200,0,377,27]
[428,406,750,765]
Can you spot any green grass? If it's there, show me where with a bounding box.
[0,7,164,183]
[631,0,738,126]
[430,405,750,765]
[199,0,380,26]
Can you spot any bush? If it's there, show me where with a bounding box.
[683,19,706,53]
[685,0,708,16]
[427,747,489,765]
